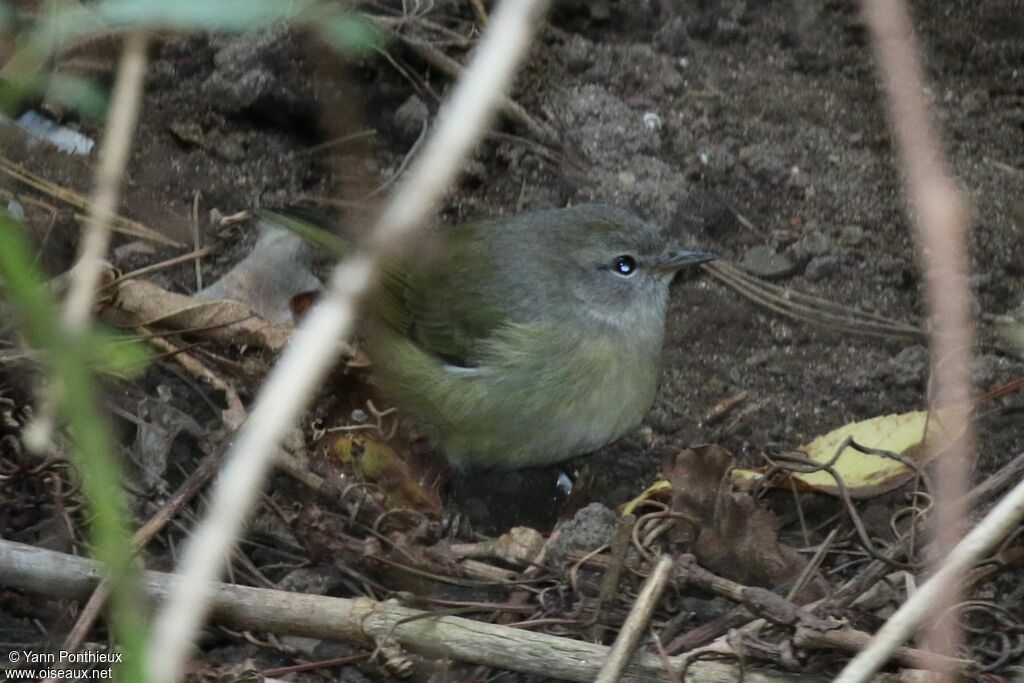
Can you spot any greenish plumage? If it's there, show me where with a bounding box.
[260,205,714,470]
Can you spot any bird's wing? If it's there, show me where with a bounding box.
[255,207,352,258]
[255,207,514,365]
[375,222,513,367]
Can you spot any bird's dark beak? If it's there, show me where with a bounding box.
[651,248,717,273]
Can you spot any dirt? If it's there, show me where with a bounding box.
[6,0,1024,526]
[391,0,1024,529]
[2,0,1023,676]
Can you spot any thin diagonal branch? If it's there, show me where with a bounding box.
[62,30,148,331]
[145,3,552,682]
[835,2,975,680]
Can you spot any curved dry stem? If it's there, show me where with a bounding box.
[704,261,923,340]
[836,0,976,679]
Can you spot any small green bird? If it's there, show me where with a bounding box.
[264,205,714,470]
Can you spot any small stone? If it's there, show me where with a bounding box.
[738,143,786,184]
[741,244,800,280]
[654,15,690,56]
[168,119,206,147]
[278,566,345,594]
[838,224,865,246]
[393,95,428,141]
[770,319,794,344]
[312,643,375,682]
[555,471,574,496]
[693,143,736,173]
[546,502,618,568]
[886,346,928,388]
[113,240,157,261]
[589,0,610,20]
[787,165,811,191]
[676,596,732,622]
[713,17,744,43]
[277,636,321,657]
[701,206,742,238]
[877,254,909,274]
[563,34,593,73]
[805,255,839,281]
[794,230,831,258]
[971,354,1005,388]
[745,352,770,367]
[201,27,306,114]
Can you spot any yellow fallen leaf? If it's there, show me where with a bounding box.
[331,434,443,517]
[733,410,951,498]
[619,479,672,516]
[794,411,928,495]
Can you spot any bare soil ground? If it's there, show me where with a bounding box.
[2,1,1023,680]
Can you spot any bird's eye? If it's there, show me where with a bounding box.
[612,255,638,276]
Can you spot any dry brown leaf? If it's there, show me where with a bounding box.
[102,277,292,351]
[667,445,829,598]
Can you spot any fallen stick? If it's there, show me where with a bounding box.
[673,556,977,677]
[397,34,561,146]
[678,448,1024,655]
[55,450,221,657]
[596,555,674,683]
[0,540,819,683]
[794,627,977,677]
[836,0,978,676]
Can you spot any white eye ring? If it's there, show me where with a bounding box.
[612,255,638,276]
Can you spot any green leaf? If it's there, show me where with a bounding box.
[95,0,309,32]
[317,12,384,55]
[45,74,109,119]
[0,212,148,678]
[88,328,151,379]
[0,213,61,341]
[0,1,19,32]
[0,3,102,114]
[256,208,351,258]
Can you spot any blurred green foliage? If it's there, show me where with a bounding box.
[44,74,110,119]
[0,0,383,117]
[0,212,149,679]
[0,0,382,677]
